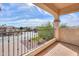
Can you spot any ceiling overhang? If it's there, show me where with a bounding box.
[34,3,79,16]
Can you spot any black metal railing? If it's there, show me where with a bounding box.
[0,29,54,56]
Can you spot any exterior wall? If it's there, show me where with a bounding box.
[59,28,79,46]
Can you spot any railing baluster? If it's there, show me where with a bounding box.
[21,30,23,55]
[32,31,34,49]
[26,32,29,52]
[32,32,35,48]
[37,30,40,46]
[22,32,24,54]
[33,31,35,49]
[23,32,24,54]
[13,32,15,56]
[25,31,27,53]
[33,31,35,48]
[29,31,31,50]
[37,31,39,47]
[24,32,26,53]
[35,32,37,48]
[17,32,19,56]
[8,33,10,56]
[2,32,4,56]
[35,32,38,48]
[30,31,32,50]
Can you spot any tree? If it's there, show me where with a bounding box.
[19,27,24,30]
[60,24,68,28]
[32,22,54,44]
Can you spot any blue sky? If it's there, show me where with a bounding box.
[0,3,54,27]
[60,12,79,26]
[0,3,79,27]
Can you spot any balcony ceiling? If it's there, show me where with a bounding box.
[34,3,79,15]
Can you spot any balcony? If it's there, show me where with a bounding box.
[1,27,79,56]
[0,3,79,56]
[0,27,54,56]
[24,28,79,56]
[36,41,79,56]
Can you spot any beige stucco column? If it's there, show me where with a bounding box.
[53,16,60,41]
[34,3,60,40]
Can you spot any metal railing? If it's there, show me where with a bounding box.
[0,29,54,56]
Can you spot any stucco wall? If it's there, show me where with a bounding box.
[59,28,79,46]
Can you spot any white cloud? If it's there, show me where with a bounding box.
[60,12,79,26]
[26,3,35,7]
[0,16,19,21]
[15,3,34,10]
[0,3,53,27]
[0,3,32,17]
[35,5,52,16]
[19,19,52,27]
[69,13,78,19]
[0,4,15,16]
[0,10,14,16]
[0,18,52,27]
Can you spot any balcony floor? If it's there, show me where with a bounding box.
[36,42,79,56]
